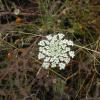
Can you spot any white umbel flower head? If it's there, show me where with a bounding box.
[38,33,75,70]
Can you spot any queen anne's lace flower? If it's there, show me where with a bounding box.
[38,33,75,70]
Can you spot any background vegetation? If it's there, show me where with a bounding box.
[0,0,100,100]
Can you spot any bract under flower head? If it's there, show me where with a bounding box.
[38,33,75,70]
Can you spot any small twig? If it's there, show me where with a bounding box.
[74,44,100,54]
[0,11,40,17]
[23,89,39,100]
[36,67,42,77]
[0,38,18,49]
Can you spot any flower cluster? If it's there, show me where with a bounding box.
[38,33,75,70]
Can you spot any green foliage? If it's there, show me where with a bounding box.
[0,0,100,100]
[53,77,66,94]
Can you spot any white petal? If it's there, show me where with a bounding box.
[58,33,64,39]
[65,47,71,52]
[42,49,49,55]
[44,40,50,45]
[67,40,74,46]
[50,56,57,62]
[61,44,66,49]
[59,41,63,45]
[59,63,66,70]
[59,56,64,61]
[45,51,50,56]
[38,53,45,59]
[64,57,70,64]
[51,62,56,68]
[61,49,67,54]
[50,57,55,62]
[50,40,54,44]
[42,62,49,69]
[52,35,57,41]
[46,51,51,56]
[44,57,50,62]
[54,58,59,64]
[61,39,68,44]
[46,35,52,40]
[38,40,45,46]
[39,47,44,52]
[69,51,75,58]
[44,46,49,50]
[62,53,68,58]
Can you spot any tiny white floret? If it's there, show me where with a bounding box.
[38,40,45,46]
[38,53,45,59]
[64,57,70,64]
[14,9,20,15]
[44,57,50,62]
[59,56,64,61]
[58,33,64,39]
[46,35,52,40]
[42,62,49,69]
[67,40,74,46]
[51,62,56,68]
[69,51,75,58]
[59,63,66,70]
